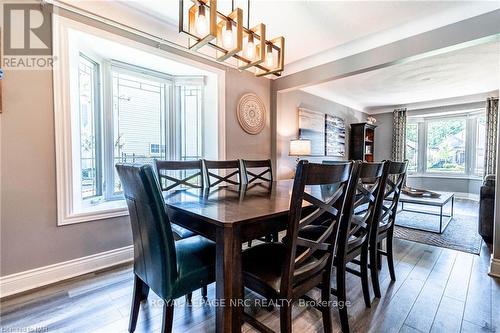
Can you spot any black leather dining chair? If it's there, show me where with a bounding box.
[116,163,216,333]
[370,160,407,298]
[154,159,209,302]
[241,161,360,333]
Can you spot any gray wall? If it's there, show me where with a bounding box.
[0,67,270,277]
[225,70,271,160]
[372,112,393,162]
[276,90,365,180]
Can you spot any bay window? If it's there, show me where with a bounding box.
[77,59,206,204]
[405,111,485,177]
[54,17,222,225]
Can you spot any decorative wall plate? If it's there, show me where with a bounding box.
[237,93,266,135]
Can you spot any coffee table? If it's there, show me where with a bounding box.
[394,191,455,234]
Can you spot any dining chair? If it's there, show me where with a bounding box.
[241,159,273,184]
[203,159,242,187]
[116,163,216,333]
[370,160,407,298]
[326,161,389,333]
[241,160,360,333]
[242,159,277,245]
[154,159,208,302]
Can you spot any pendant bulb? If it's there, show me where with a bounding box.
[246,33,255,59]
[196,5,208,36]
[222,19,233,49]
[266,44,273,67]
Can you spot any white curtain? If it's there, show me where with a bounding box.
[391,108,407,162]
[484,97,499,176]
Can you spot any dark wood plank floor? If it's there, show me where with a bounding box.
[1,238,498,333]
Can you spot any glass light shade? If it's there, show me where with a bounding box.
[246,34,255,59]
[222,20,233,49]
[289,139,311,156]
[196,5,208,36]
[266,44,273,67]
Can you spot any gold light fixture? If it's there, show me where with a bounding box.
[179,0,284,77]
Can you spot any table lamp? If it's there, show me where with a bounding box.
[289,138,311,164]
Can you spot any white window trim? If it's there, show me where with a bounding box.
[53,15,226,226]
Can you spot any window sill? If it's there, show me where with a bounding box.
[58,200,129,226]
[407,174,483,181]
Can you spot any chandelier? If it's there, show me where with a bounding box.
[179,0,284,77]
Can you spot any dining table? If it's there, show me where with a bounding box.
[163,180,295,333]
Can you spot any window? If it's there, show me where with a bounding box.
[405,111,485,177]
[405,123,418,173]
[150,144,166,155]
[78,55,102,200]
[53,19,222,224]
[111,68,171,195]
[426,118,466,173]
[179,85,203,161]
[474,115,486,176]
[77,63,206,201]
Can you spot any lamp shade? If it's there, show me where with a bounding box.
[289,139,311,156]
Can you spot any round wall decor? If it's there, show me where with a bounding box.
[237,93,266,135]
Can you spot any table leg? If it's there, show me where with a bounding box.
[439,206,443,233]
[215,226,242,333]
[451,196,454,218]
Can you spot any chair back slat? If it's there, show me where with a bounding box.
[379,160,408,231]
[155,160,204,191]
[203,159,242,187]
[280,161,359,295]
[242,159,273,184]
[115,163,177,299]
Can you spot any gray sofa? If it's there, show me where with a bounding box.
[478,174,495,244]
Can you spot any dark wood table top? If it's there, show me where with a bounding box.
[163,180,295,226]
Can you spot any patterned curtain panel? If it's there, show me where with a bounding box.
[484,97,499,177]
[391,108,407,162]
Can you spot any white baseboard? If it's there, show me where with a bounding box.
[489,256,500,278]
[0,245,133,298]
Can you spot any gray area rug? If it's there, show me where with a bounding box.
[394,206,482,255]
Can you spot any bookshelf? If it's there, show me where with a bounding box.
[349,123,377,162]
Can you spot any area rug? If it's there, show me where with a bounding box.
[394,208,482,255]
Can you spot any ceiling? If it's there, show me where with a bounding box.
[118,1,500,110]
[301,40,500,111]
[73,28,213,76]
[122,1,500,75]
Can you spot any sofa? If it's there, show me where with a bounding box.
[478,174,495,244]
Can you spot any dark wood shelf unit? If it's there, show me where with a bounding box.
[349,122,377,162]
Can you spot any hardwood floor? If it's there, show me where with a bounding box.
[1,239,498,333]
